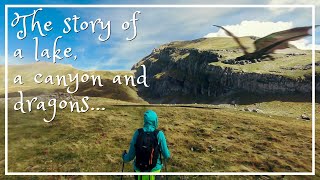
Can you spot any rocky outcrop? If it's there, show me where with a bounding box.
[132,47,318,103]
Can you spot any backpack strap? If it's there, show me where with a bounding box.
[138,128,144,134]
[154,129,159,137]
[154,129,162,164]
[135,128,144,147]
[154,129,160,146]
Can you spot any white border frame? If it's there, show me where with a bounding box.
[4,4,316,176]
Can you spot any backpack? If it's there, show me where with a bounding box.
[135,128,160,172]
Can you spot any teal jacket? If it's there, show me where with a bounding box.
[122,110,170,171]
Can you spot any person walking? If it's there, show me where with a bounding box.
[122,110,170,180]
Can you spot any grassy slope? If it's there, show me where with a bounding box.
[162,37,256,51]
[0,63,144,103]
[0,63,78,95]
[0,98,317,179]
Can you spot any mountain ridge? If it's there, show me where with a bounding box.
[132,37,319,104]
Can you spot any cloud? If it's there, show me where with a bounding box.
[205,20,293,38]
[289,39,320,50]
[269,0,320,5]
[0,54,28,65]
[268,0,320,15]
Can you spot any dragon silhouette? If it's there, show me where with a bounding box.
[213,25,319,63]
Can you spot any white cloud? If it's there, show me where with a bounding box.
[205,20,293,38]
[269,0,320,4]
[268,0,320,15]
[289,39,320,50]
[0,54,28,65]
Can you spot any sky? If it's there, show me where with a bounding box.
[0,0,320,70]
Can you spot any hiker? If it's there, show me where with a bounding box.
[122,110,170,180]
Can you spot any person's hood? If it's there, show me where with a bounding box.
[143,110,158,132]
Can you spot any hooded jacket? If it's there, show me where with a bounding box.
[122,110,171,171]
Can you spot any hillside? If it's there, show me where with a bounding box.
[132,37,319,104]
[0,62,145,103]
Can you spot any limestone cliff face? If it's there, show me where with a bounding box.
[132,47,317,103]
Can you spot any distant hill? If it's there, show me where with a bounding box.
[0,62,145,103]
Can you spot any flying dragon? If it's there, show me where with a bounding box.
[213,25,319,63]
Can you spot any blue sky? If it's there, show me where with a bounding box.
[1,0,320,70]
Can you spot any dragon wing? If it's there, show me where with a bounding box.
[254,26,316,53]
[212,25,249,55]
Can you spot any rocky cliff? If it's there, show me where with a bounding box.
[132,37,319,104]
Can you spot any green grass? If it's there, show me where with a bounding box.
[1,97,314,173]
[162,37,256,52]
[209,53,316,80]
[0,97,319,179]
